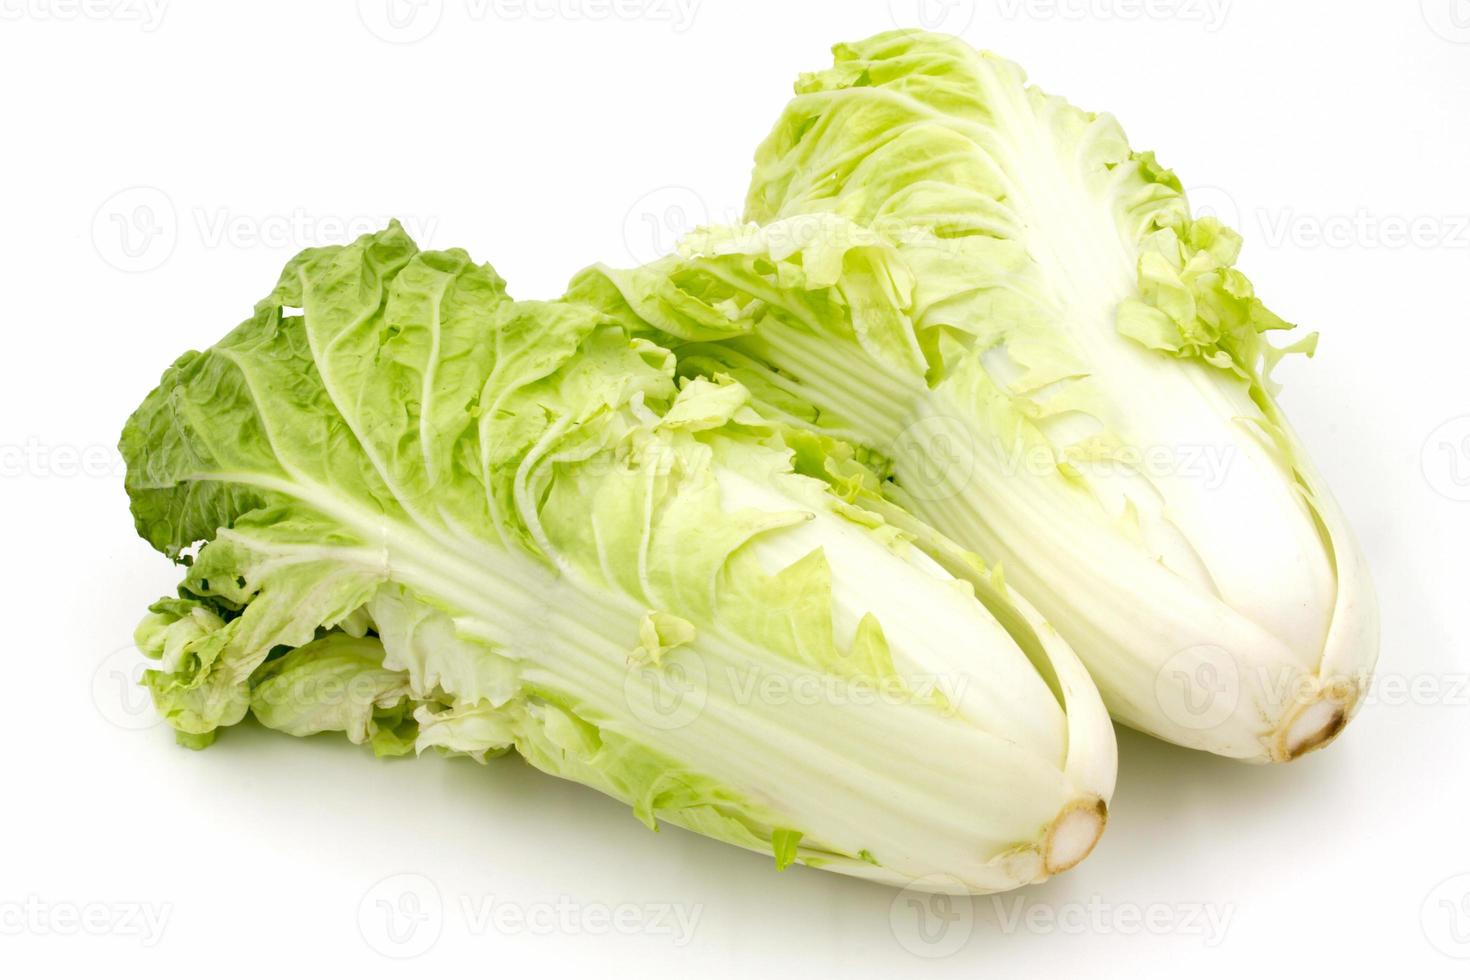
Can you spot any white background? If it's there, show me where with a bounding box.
[2,0,1468,975]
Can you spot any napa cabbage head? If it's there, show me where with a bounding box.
[121,222,1115,892]
[570,30,1377,763]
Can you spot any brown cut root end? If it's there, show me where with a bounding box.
[1042,797,1108,875]
[1274,695,1351,761]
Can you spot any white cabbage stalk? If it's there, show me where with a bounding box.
[123,224,1114,892]
[572,31,1377,762]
